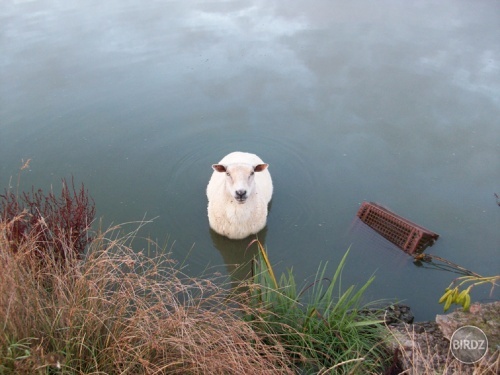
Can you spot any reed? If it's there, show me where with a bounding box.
[247,240,390,374]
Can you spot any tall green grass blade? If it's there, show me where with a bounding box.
[250,239,278,289]
[249,242,389,374]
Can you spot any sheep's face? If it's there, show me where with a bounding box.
[212,163,268,204]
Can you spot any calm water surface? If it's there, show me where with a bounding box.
[1,0,499,320]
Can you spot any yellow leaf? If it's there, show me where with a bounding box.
[444,294,453,312]
[438,289,453,304]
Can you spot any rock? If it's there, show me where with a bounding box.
[436,301,500,350]
[358,304,414,325]
[386,302,499,375]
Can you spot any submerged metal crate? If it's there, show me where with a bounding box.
[356,202,439,254]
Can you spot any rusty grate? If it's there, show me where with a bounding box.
[356,202,439,254]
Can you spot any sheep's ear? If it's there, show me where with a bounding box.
[212,164,227,173]
[254,164,268,172]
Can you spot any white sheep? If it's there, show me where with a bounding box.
[206,152,273,239]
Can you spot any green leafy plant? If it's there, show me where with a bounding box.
[248,240,390,374]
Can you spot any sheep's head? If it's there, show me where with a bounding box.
[212,163,268,204]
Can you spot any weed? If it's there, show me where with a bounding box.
[1,177,95,260]
[247,241,390,374]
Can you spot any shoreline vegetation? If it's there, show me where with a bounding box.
[1,177,497,374]
[0,219,293,374]
[0,211,390,374]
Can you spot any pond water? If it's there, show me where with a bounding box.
[1,0,499,321]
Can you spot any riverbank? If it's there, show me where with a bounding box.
[387,302,499,374]
[0,198,497,373]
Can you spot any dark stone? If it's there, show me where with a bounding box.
[358,304,415,325]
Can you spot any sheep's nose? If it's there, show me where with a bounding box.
[235,190,247,198]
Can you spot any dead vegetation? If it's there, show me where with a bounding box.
[0,219,294,374]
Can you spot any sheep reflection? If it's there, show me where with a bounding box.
[209,227,268,290]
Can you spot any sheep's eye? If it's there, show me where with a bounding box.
[250,171,254,176]
[226,172,230,177]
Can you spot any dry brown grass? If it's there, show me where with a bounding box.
[0,218,295,374]
[388,322,499,375]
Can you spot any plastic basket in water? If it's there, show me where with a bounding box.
[356,202,439,254]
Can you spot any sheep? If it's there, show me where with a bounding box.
[206,152,273,239]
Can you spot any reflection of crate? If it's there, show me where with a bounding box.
[356,202,439,254]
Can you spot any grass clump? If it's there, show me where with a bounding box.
[0,219,294,374]
[247,241,390,374]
